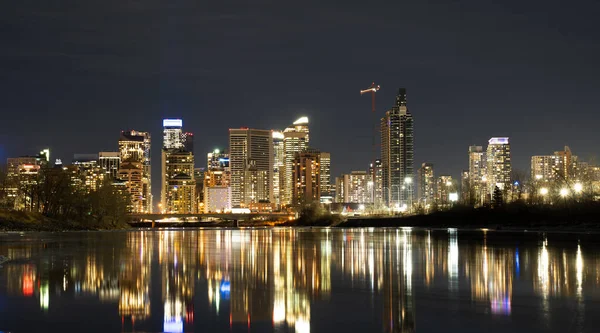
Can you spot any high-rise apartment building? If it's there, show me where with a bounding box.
[531,155,554,181]
[99,152,121,179]
[417,163,435,207]
[292,149,321,206]
[319,152,331,197]
[283,117,309,206]
[468,145,486,205]
[342,171,370,204]
[381,88,414,208]
[118,130,152,213]
[229,128,273,207]
[272,131,285,207]
[486,137,511,196]
[369,159,384,206]
[436,175,456,208]
[531,146,578,183]
[161,149,196,213]
[4,151,48,210]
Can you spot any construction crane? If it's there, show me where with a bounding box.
[360,82,380,205]
[360,82,380,114]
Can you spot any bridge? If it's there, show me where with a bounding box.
[129,212,294,224]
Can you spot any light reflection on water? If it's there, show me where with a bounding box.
[0,228,599,332]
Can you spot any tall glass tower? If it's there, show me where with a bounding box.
[381,88,414,209]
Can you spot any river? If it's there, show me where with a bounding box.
[0,228,598,332]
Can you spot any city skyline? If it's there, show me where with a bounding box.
[2,1,600,192]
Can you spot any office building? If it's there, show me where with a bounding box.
[334,176,344,203]
[72,154,105,193]
[468,145,486,205]
[118,130,152,213]
[417,163,435,207]
[283,117,309,206]
[163,119,184,149]
[99,152,121,179]
[486,137,511,196]
[292,149,321,206]
[161,149,196,213]
[381,88,414,208]
[207,149,229,171]
[229,128,273,207]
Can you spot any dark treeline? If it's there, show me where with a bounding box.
[0,166,130,229]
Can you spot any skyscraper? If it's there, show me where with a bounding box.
[486,137,511,197]
[229,128,273,208]
[468,145,486,206]
[283,117,309,206]
[319,152,331,198]
[163,119,184,149]
[161,149,196,213]
[292,148,321,206]
[369,159,384,206]
[381,88,414,208]
[118,130,152,213]
[417,163,435,207]
[272,131,285,207]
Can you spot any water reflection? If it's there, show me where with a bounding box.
[1,229,600,332]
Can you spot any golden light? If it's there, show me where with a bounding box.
[539,188,549,196]
[560,188,569,197]
[573,182,583,193]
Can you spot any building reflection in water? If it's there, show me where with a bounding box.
[1,229,600,332]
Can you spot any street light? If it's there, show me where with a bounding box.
[560,188,569,198]
[574,182,583,194]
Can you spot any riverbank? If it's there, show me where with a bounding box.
[337,203,600,232]
[0,210,129,232]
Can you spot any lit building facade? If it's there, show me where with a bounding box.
[292,149,321,206]
[381,89,414,208]
[72,154,105,193]
[119,130,152,213]
[272,131,285,207]
[229,128,273,208]
[204,187,231,213]
[207,149,229,171]
[486,137,511,196]
[417,163,435,207]
[319,152,331,198]
[531,146,578,183]
[99,152,120,179]
[342,171,370,204]
[436,175,456,208]
[369,159,384,206]
[161,149,196,213]
[163,119,183,149]
[468,145,486,206]
[283,117,309,206]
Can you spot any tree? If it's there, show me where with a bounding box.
[492,186,504,209]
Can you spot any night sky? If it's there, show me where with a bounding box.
[2,0,600,201]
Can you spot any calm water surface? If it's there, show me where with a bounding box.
[0,228,599,332]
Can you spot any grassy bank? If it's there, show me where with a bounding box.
[338,202,600,231]
[0,210,129,232]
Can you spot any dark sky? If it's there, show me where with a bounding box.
[2,0,600,196]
